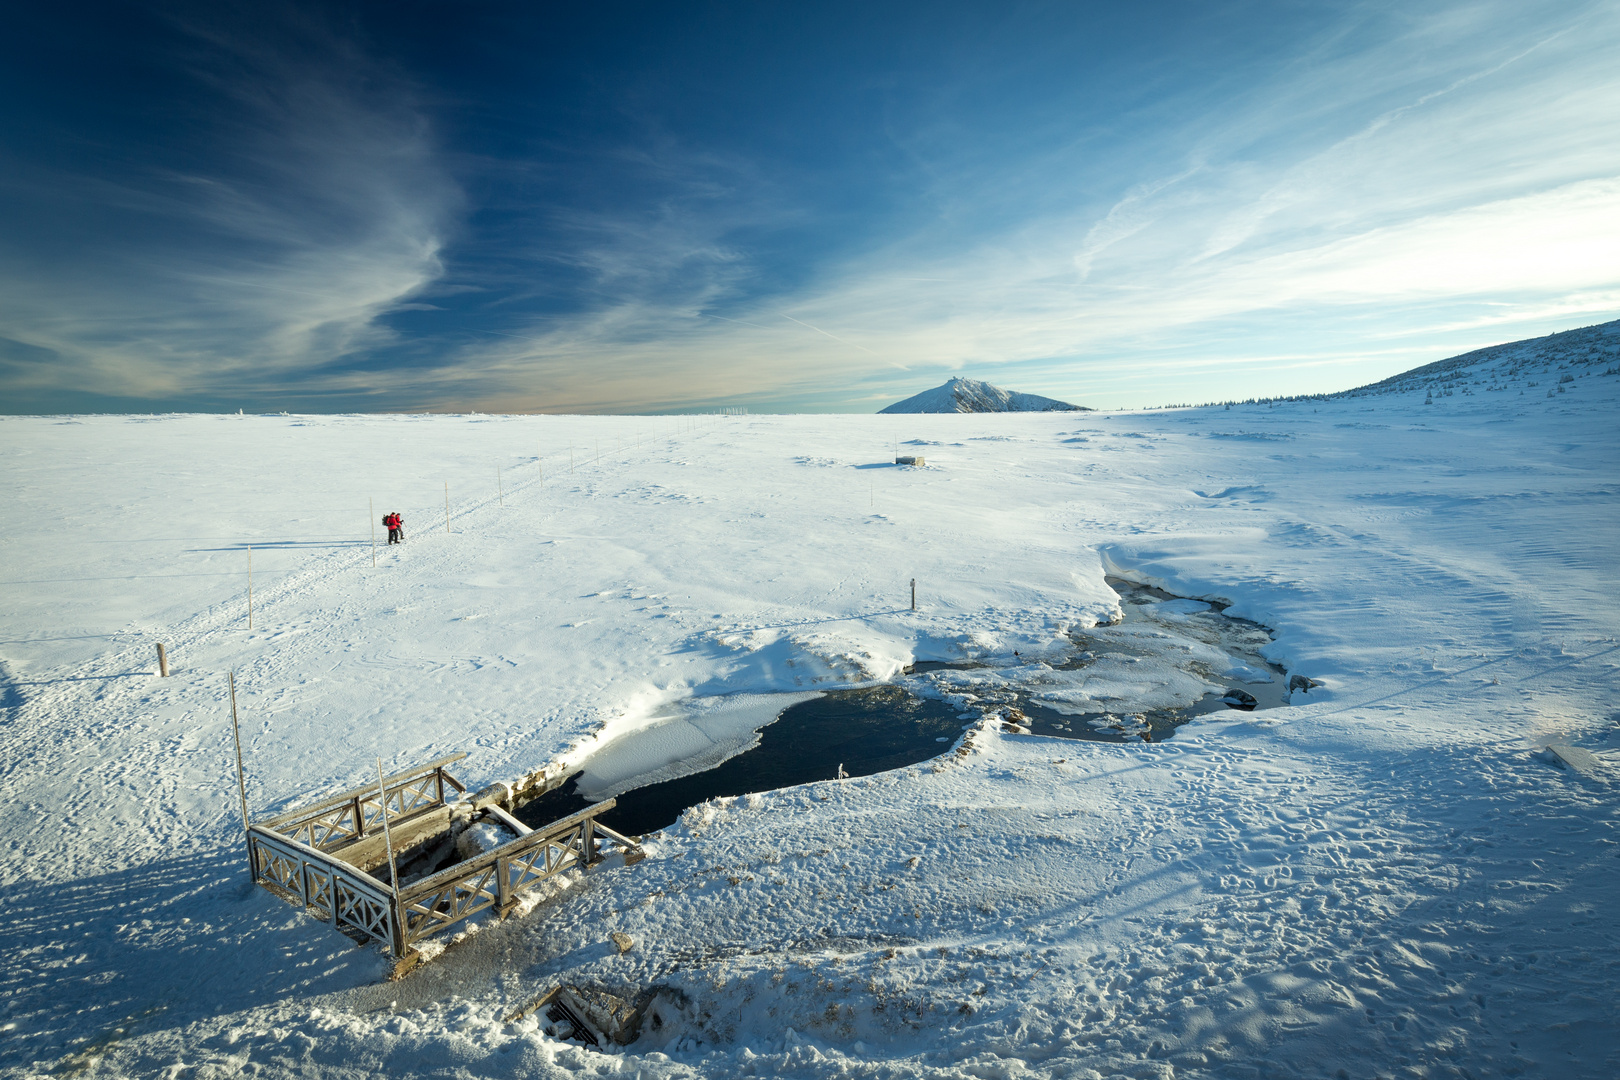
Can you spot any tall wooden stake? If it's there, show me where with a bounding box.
[376,757,400,891]
[228,671,250,835]
[911,578,916,611]
[370,497,376,566]
[156,643,168,677]
[247,546,253,629]
[497,467,504,506]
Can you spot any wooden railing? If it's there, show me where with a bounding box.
[396,802,642,950]
[248,825,399,948]
[246,755,642,967]
[256,753,468,857]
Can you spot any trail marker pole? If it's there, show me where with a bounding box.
[247,546,253,629]
[156,643,168,677]
[376,757,400,890]
[911,578,916,611]
[228,671,250,836]
[497,467,504,506]
[444,482,450,533]
[570,448,574,473]
[370,497,376,566]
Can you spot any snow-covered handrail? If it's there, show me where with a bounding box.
[256,753,468,855]
[247,824,400,952]
[394,800,644,959]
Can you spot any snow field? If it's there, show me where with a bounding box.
[0,340,1616,1077]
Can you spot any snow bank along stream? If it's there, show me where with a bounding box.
[509,576,1297,844]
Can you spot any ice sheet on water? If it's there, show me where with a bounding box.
[573,692,824,800]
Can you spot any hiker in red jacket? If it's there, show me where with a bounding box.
[384,512,400,544]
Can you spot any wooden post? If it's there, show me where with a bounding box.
[228,671,250,838]
[156,643,168,677]
[497,467,503,506]
[444,481,450,534]
[911,578,916,611]
[496,851,512,915]
[376,758,401,892]
[370,497,376,566]
[247,546,253,629]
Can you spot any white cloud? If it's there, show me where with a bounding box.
[0,12,457,404]
[7,0,1616,412]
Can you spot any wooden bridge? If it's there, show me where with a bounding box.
[245,753,642,974]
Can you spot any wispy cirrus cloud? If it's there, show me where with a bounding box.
[0,4,457,408]
[3,0,1616,413]
[395,1,1619,411]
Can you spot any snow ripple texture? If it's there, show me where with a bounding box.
[0,326,1617,1078]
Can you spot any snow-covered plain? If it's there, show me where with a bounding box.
[2,329,1617,1079]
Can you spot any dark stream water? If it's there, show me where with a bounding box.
[1024,577,1286,743]
[511,577,1289,838]
[514,686,967,837]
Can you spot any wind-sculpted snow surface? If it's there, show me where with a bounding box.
[0,347,1617,1078]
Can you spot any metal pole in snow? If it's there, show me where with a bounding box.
[911,579,916,611]
[376,757,401,893]
[229,671,251,836]
[497,467,503,506]
[247,546,253,629]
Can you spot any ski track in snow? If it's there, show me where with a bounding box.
[1,346,1617,1078]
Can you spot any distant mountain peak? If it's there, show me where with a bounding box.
[879,376,1087,414]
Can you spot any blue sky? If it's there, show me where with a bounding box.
[2,1,1617,413]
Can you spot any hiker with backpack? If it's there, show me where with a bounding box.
[384,511,402,544]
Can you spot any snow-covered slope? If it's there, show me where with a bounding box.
[879,376,1087,413]
[0,356,1617,1079]
[1339,317,1620,401]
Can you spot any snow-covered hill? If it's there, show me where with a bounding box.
[1334,316,1620,402]
[879,376,1087,413]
